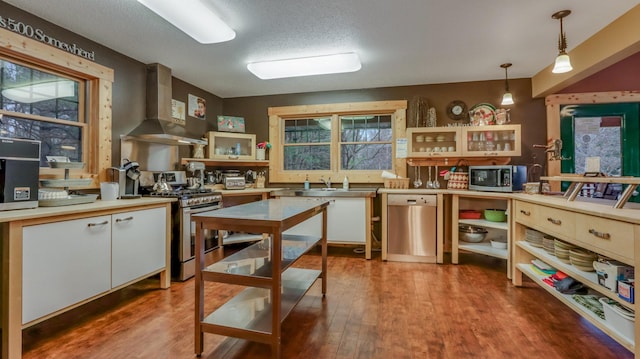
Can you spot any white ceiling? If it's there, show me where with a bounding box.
[5,0,639,98]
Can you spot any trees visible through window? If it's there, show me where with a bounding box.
[0,58,83,165]
[269,101,406,184]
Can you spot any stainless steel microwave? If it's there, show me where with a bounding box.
[468,165,527,192]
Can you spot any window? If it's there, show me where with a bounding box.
[340,115,392,170]
[0,27,114,186]
[269,101,406,183]
[0,58,85,166]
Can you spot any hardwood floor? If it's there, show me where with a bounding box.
[20,247,632,359]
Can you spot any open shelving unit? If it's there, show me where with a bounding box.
[193,199,329,359]
[512,197,637,356]
[451,192,512,277]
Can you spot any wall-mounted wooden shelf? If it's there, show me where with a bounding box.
[181,158,269,167]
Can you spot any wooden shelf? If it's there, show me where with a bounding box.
[541,175,640,208]
[517,263,634,351]
[459,242,508,259]
[181,158,269,167]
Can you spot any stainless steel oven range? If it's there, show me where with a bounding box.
[140,170,222,281]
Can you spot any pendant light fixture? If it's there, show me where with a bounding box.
[551,10,573,74]
[500,63,514,106]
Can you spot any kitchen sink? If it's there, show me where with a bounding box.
[272,187,378,197]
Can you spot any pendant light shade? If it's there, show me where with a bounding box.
[500,63,514,106]
[551,10,573,74]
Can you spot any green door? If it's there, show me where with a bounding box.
[560,103,639,199]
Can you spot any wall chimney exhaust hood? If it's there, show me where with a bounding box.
[122,63,206,145]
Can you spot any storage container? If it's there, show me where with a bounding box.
[599,297,635,342]
[618,280,635,303]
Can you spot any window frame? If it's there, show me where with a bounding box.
[268,100,407,184]
[0,27,114,187]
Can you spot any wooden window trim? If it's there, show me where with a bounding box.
[268,100,407,184]
[0,27,114,187]
[544,91,640,189]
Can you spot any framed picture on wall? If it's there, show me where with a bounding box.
[171,99,186,124]
[188,94,206,120]
[217,115,245,133]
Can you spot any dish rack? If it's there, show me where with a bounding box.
[39,161,97,207]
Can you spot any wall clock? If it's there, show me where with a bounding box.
[446,100,467,120]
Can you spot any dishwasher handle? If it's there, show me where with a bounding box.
[387,194,437,206]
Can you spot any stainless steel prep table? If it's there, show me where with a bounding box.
[193,198,329,359]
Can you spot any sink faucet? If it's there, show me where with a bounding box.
[320,176,331,189]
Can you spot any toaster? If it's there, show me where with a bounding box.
[223,175,246,190]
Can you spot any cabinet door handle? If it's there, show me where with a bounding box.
[547,217,561,225]
[519,210,530,216]
[87,220,109,227]
[589,229,611,240]
[115,216,134,223]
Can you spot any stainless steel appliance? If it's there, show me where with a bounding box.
[106,159,141,198]
[387,194,437,263]
[0,137,40,210]
[469,165,527,192]
[140,170,222,281]
[222,169,245,189]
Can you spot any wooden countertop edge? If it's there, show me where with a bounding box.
[0,197,175,223]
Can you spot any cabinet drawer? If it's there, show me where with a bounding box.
[514,200,537,227]
[516,202,575,240]
[574,213,634,263]
[535,205,575,240]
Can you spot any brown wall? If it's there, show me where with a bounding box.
[0,3,224,165]
[5,2,637,174]
[222,78,547,166]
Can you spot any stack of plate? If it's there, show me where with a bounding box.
[569,248,597,272]
[542,235,555,256]
[554,239,576,263]
[525,229,544,247]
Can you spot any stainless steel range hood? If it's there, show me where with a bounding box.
[122,63,206,146]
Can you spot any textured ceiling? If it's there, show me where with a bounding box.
[4,0,639,98]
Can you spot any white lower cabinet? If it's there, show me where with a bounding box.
[22,215,112,324]
[111,207,166,287]
[283,197,366,243]
[22,207,167,325]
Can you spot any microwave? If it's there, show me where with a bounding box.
[468,165,527,192]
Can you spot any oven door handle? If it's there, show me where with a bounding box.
[185,205,221,215]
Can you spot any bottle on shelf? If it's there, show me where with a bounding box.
[304,175,310,190]
[343,176,349,190]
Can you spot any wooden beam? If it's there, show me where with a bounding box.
[532,4,640,98]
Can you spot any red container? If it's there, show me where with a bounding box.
[459,210,482,219]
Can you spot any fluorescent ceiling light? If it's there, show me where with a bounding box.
[2,80,75,103]
[137,0,235,44]
[247,52,362,80]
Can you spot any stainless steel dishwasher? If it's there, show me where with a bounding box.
[387,194,437,263]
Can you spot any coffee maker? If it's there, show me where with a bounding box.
[106,159,141,198]
[185,161,205,189]
[0,137,41,210]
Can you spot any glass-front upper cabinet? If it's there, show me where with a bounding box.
[461,124,521,157]
[206,131,256,160]
[406,127,462,157]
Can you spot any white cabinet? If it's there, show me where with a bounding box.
[112,207,166,287]
[22,215,112,324]
[283,197,366,244]
[22,206,167,325]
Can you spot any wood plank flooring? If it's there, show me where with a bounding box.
[20,247,632,359]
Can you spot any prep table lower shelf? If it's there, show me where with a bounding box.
[201,268,321,339]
